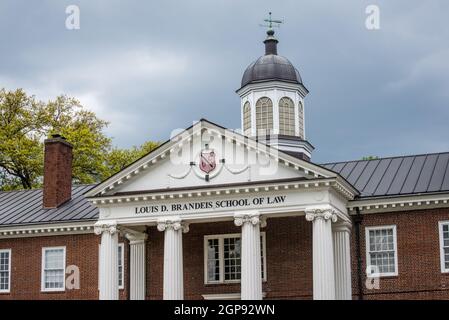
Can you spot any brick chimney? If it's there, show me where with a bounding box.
[43,134,73,208]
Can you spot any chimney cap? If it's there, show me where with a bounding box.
[45,134,72,148]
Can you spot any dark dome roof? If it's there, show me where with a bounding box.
[241,54,303,88]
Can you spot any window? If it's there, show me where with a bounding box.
[98,243,125,289]
[118,243,124,289]
[439,222,449,273]
[365,226,398,277]
[279,97,295,136]
[243,102,251,135]
[204,233,266,284]
[298,101,304,139]
[0,249,11,293]
[255,97,273,135]
[41,247,66,292]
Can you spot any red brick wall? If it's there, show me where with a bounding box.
[351,207,449,300]
[147,216,313,300]
[0,233,128,300]
[2,208,449,300]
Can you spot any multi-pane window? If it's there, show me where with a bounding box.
[365,226,398,276]
[439,222,449,272]
[279,97,295,136]
[0,249,11,293]
[204,233,266,284]
[118,243,124,289]
[41,247,66,291]
[298,101,304,139]
[243,102,251,135]
[255,97,273,135]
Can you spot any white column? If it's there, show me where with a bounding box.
[234,212,265,300]
[157,217,189,300]
[125,232,148,300]
[305,207,337,300]
[333,222,352,300]
[95,220,119,300]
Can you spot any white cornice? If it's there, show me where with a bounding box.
[0,221,95,239]
[348,193,449,214]
[88,177,355,207]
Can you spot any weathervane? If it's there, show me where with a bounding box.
[260,12,284,30]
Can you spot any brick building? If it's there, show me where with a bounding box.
[1,29,449,300]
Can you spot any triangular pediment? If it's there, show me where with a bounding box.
[85,119,340,198]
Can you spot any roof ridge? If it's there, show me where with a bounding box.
[320,151,449,166]
[0,183,97,194]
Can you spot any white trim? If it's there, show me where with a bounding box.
[438,221,449,273]
[118,243,125,289]
[349,194,449,214]
[202,292,267,300]
[203,232,267,285]
[0,249,11,293]
[0,221,94,239]
[41,246,66,292]
[365,225,398,277]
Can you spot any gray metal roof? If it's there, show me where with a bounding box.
[1,151,449,227]
[0,185,98,227]
[321,152,449,198]
[241,54,302,88]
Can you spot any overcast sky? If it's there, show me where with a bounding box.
[1,0,448,163]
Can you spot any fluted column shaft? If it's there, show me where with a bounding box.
[234,212,266,300]
[95,220,119,300]
[306,207,337,300]
[126,232,148,300]
[157,218,189,300]
[333,222,352,300]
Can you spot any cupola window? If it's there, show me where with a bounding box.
[243,102,251,135]
[279,97,295,136]
[256,97,273,135]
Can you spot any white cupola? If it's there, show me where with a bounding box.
[236,28,313,161]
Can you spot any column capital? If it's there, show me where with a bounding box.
[333,221,352,233]
[305,206,337,223]
[94,220,119,235]
[125,231,148,244]
[157,217,189,233]
[234,212,266,228]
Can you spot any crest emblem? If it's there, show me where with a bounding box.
[199,148,216,174]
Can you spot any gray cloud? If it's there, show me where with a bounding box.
[0,0,448,162]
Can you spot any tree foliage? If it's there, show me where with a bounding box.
[0,88,159,191]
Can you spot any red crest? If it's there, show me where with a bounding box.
[199,150,216,174]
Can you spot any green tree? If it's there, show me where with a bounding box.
[0,88,159,190]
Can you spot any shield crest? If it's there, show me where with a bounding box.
[199,150,216,174]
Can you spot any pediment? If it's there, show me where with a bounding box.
[86,120,339,198]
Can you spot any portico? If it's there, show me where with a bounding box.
[87,119,358,300]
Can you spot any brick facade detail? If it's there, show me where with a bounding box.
[1,208,449,300]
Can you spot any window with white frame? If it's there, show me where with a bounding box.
[255,97,273,135]
[98,243,125,289]
[365,226,398,277]
[41,247,66,292]
[0,249,11,293]
[204,233,266,284]
[439,222,449,273]
[278,97,295,136]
